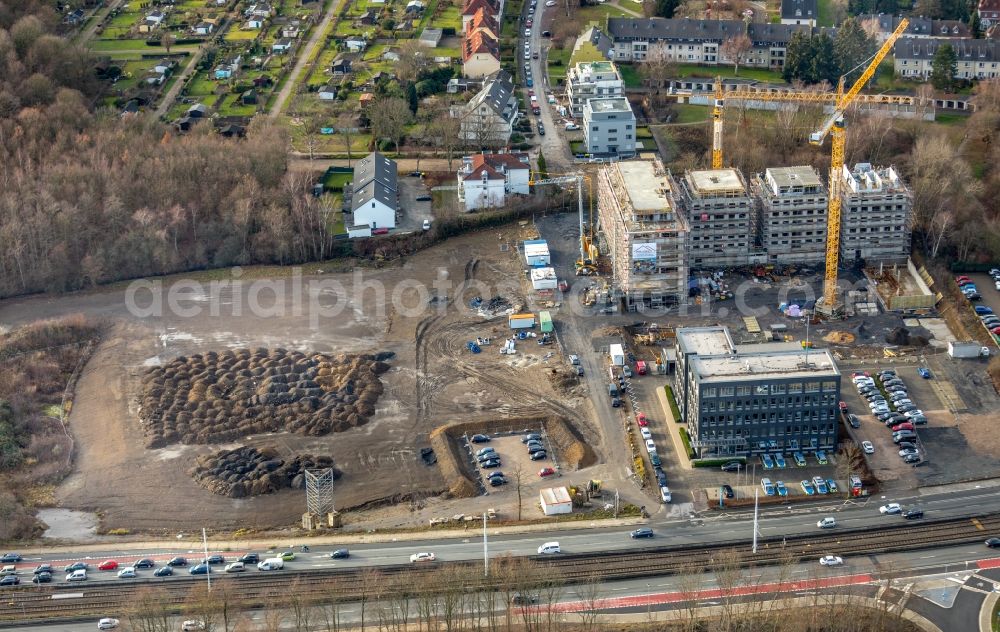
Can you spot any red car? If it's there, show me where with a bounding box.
[97,560,119,571]
[838,401,848,412]
[956,276,971,284]
[892,422,915,432]
[538,467,556,477]
[851,371,869,378]
[636,413,648,427]
[372,227,389,235]
[990,326,1000,335]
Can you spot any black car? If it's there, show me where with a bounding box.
[847,414,861,429]
[0,576,19,586]
[167,557,188,567]
[64,562,88,573]
[481,458,502,468]
[986,538,1000,548]
[415,195,432,202]
[528,445,546,456]
[720,461,742,472]
[330,549,350,559]
[655,470,668,487]
[239,553,259,564]
[470,434,491,443]
[630,528,654,539]
[153,566,173,577]
[903,453,922,464]
[32,572,52,584]
[133,558,156,569]
[897,441,917,450]
[903,508,924,519]
[0,553,22,563]
[203,555,225,565]
[722,484,735,499]
[537,123,545,136]
[477,452,498,463]
[33,564,52,575]
[611,397,621,408]
[529,451,547,461]
[511,593,538,605]
[487,470,505,480]
[522,433,542,444]
[489,477,508,487]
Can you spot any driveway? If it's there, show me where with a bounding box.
[396,176,433,232]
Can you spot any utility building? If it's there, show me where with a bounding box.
[677,169,754,269]
[596,159,687,310]
[673,327,840,458]
[838,163,912,263]
[751,166,828,264]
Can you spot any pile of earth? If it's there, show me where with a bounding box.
[189,446,341,498]
[886,327,928,347]
[546,367,580,393]
[138,348,392,448]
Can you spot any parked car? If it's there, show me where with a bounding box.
[529,451,547,461]
[636,413,648,426]
[800,480,815,495]
[640,427,652,440]
[773,453,787,468]
[813,476,829,494]
[523,433,542,443]
[760,454,775,469]
[481,458,502,468]
[721,461,742,472]
[816,451,828,465]
[660,486,672,503]
[538,467,556,477]
[775,480,788,496]
[470,434,490,443]
[721,484,735,499]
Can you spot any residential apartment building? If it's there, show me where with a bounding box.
[864,14,970,41]
[463,8,501,78]
[676,169,754,268]
[605,17,824,69]
[894,37,1000,80]
[780,0,816,26]
[596,159,688,310]
[454,70,518,147]
[839,163,912,263]
[350,152,398,234]
[461,0,501,30]
[673,327,840,458]
[750,166,828,264]
[582,97,636,155]
[457,152,530,211]
[980,0,1000,28]
[565,61,624,117]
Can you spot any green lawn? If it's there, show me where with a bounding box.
[547,43,573,85]
[322,171,353,191]
[619,63,642,88]
[226,28,259,41]
[569,41,606,67]
[431,3,462,30]
[673,63,785,83]
[670,103,710,124]
[816,0,834,27]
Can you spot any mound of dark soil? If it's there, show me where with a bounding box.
[189,445,341,498]
[138,348,391,447]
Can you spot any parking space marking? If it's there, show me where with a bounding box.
[929,379,966,413]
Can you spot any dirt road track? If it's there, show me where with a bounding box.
[269,0,345,119]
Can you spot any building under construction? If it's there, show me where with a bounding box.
[839,163,912,263]
[596,159,688,310]
[751,166,828,264]
[676,169,755,269]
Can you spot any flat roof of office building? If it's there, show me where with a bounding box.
[691,349,840,383]
[676,327,735,357]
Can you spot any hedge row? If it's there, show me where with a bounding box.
[678,427,695,459]
[692,457,745,468]
[664,385,681,422]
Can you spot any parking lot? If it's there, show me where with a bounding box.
[466,434,556,493]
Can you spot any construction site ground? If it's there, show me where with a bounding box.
[3,212,1000,540]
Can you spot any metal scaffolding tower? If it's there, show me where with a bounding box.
[305,469,337,516]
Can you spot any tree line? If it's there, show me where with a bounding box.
[0,9,338,299]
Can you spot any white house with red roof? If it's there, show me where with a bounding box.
[457,153,530,211]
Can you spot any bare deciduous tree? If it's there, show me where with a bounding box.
[368,97,410,153]
[720,33,752,75]
[127,586,173,632]
[161,32,176,54]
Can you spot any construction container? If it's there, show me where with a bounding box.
[530,267,558,290]
[609,343,625,366]
[523,240,551,267]
[509,313,535,329]
[539,311,553,333]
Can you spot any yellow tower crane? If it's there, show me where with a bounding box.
[711,79,724,169]
[809,17,909,314]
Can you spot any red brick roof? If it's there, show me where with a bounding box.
[463,162,505,181]
[981,0,1000,13]
[463,30,499,61]
[462,0,498,17]
[467,7,498,34]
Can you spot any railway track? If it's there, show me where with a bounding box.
[3,513,997,624]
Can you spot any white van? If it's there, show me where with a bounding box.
[760,478,775,496]
[537,542,560,555]
[257,558,284,571]
[66,569,87,582]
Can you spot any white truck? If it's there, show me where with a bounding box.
[948,341,991,359]
[257,558,284,571]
